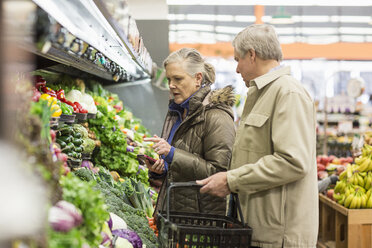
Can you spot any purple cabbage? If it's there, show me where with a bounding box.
[48,200,83,232]
[107,215,113,230]
[112,229,142,248]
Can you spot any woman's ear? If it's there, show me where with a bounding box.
[195,72,203,87]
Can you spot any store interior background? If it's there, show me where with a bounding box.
[0,0,372,245]
[124,0,372,139]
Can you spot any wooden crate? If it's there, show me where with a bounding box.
[318,194,372,248]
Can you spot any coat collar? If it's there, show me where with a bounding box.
[250,66,291,90]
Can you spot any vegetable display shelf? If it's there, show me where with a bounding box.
[23,0,151,84]
[318,194,372,248]
[92,0,151,75]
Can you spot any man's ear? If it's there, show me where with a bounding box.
[249,49,256,61]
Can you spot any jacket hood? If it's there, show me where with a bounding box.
[208,85,235,107]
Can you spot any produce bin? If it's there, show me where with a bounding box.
[318,193,372,248]
[157,182,252,248]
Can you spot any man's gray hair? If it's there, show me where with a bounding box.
[232,24,283,61]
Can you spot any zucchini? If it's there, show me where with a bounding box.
[75,146,83,153]
[57,126,74,136]
[74,132,82,139]
[73,138,83,146]
[58,135,72,143]
[56,139,67,148]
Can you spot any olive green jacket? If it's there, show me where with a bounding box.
[227,66,318,248]
[156,85,236,215]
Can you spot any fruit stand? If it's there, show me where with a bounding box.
[318,194,372,248]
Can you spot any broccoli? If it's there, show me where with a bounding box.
[93,180,158,247]
[73,168,95,181]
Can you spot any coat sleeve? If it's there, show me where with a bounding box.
[171,109,236,180]
[227,91,316,194]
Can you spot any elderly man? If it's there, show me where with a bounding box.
[197,24,318,248]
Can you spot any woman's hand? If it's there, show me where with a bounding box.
[145,158,165,174]
[144,135,171,157]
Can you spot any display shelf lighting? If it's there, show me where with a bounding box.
[269,7,294,24]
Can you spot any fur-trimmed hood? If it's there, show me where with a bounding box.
[209,85,236,107]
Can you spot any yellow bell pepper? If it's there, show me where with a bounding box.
[39,94,51,101]
[40,94,57,106]
[50,104,62,117]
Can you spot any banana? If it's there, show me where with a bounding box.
[361,194,367,208]
[355,186,366,193]
[338,195,346,205]
[365,175,372,190]
[339,170,347,181]
[355,156,365,165]
[357,157,370,172]
[344,194,354,208]
[367,195,372,208]
[348,174,356,185]
[333,192,343,201]
[334,180,346,194]
[346,164,353,179]
[349,194,358,209]
[366,189,371,199]
[356,194,362,209]
[357,173,365,188]
[359,172,367,177]
[368,159,372,171]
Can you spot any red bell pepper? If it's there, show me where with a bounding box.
[40,86,57,98]
[56,89,66,101]
[73,102,88,113]
[34,75,46,91]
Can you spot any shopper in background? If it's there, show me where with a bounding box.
[144,48,236,215]
[196,24,318,248]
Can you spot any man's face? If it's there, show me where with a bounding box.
[234,50,257,86]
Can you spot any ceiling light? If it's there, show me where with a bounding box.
[269,7,294,24]
[167,0,372,6]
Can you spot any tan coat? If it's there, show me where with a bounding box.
[227,66,318,248]
[155,85,236,215]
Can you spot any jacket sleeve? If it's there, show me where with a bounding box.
[171,109,236,180]
[227,91,316,194]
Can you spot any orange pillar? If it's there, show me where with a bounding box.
[255,5,264,24]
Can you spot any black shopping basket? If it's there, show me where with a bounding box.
[157,182,252,248]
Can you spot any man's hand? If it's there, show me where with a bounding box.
[196,172,231,198]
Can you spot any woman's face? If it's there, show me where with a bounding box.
[165,62,202,104]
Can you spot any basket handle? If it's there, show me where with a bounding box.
[228,193,246,226]
[165,182,246,226]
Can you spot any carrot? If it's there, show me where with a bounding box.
[148,219,155,226]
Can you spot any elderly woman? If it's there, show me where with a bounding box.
[144,48,236,215]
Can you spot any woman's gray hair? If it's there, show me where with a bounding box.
[163,48,215,85]
[232,24,283,61]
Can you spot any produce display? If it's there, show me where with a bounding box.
[316,155,352,180]
[330,145,372,208]
[15,74,160,247]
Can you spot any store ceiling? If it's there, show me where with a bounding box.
[167,2,372,44]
